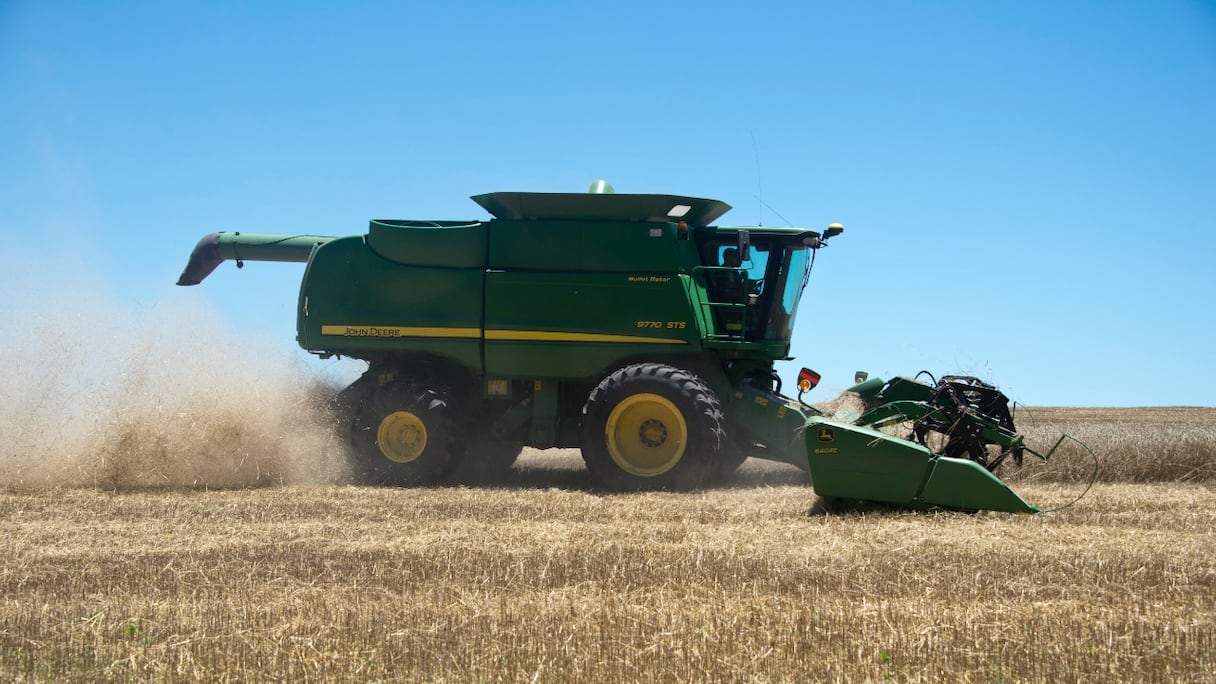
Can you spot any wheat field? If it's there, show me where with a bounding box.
[1,309,1212,682]
[2,406,1214,682]
[1008,407,1216,483]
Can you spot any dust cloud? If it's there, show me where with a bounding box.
[0,280,351,491]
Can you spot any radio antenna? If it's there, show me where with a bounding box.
[754,195,794,227]
[750,130,763,225]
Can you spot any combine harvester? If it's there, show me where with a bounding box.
[178,182,1072,513]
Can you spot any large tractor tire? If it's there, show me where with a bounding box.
[580,363,725,491]
[713,445,752,478]
[350,381,458,485]
[447,442,524,484]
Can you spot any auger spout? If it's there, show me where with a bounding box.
[176,232,334,286]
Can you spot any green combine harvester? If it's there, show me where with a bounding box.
[178,181,1061,513]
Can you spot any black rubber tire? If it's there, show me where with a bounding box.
[580,363,724,491]
[447,442,524,484]
[349,381,458,486]
[332,370,381,435]
[714,444,752,478]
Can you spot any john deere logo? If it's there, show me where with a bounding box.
[817,427,835,443]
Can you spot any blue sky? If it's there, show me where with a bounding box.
[1,1,1213,406]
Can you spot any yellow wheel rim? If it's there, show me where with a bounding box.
[376,411,427,463]
[605,393,687,477]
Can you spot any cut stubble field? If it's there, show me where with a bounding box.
[1,408,1214,682]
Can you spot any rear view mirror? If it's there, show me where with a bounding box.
[737,230,750,262]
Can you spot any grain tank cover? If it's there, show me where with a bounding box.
[471,192,732,226]
[367,219,487,268]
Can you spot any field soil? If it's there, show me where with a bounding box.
[3,407,1215,683]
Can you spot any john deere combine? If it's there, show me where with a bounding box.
[178,182,1059,512]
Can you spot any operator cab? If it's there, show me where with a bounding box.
[697,230,819,344]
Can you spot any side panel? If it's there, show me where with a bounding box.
[297,236,484,371]
[919,458,1039,513]
[489,219,681,272]
[804,417,934,504]
[483,272,701,378]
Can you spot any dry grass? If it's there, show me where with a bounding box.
[1,459,1214,682]
[1,294,1213,680]
[1004,407,1216,484]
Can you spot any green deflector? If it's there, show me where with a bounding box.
[920,457,1038,513]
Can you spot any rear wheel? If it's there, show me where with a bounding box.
[581,363,724,491]
[350,381,458,485]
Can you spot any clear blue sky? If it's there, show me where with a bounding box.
[2,1,1213,406]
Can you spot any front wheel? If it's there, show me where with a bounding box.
[580,363,724,491]
[350,381,458,485]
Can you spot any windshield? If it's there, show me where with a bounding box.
[700,237,811,343]
[768,245,811,340]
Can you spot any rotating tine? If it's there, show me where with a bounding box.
[1022,433,1069,462]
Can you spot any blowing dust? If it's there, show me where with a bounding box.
[0,284,351,491]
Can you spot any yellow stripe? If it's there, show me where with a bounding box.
[321,325,481,339]
[321,325,687,345]
[485,329,687,345]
